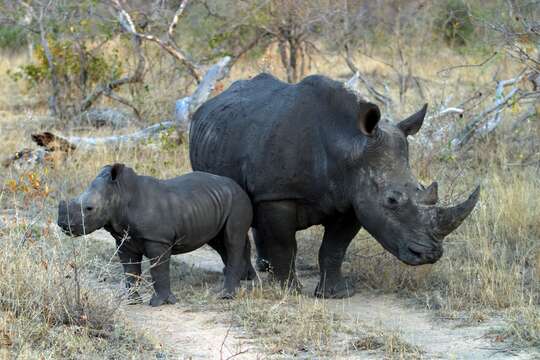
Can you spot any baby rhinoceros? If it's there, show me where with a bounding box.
[57,164,255,306]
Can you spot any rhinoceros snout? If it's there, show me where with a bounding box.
[401,242,443,266]
[57,200,77,235]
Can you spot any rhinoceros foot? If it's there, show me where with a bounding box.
[255,257,270,272]
[218,289,236,300]
[314,277,355,299]
[241,263,257,280]
[149,292,177,307]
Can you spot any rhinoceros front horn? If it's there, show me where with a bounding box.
[434,185,481,238]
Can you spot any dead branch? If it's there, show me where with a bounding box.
[437,52,498,77]
[104,92,142,121]
[78,4,149,114]
[110,0,200,83]
[2,148,46,169]
[167,0,188,42]
[3,55,233,168]
[33,0,62,117]
[31,122,175,149]
[476,75,525,136]
[427,107,464,120]
[343,44,394,117]
[451,72,526,151]
[31,132,76,152]
[79,34,145,113]
[175,56,232,131]
[510,106,537,132]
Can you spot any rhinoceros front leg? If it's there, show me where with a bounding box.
[256,201,301,291]
[315,212,360,299]
[145,242,177,307]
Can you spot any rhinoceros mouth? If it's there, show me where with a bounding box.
[58,224,81,237]
[57,219,87,237]
[399,241,443,266]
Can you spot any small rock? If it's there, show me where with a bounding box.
[75,108,133,129]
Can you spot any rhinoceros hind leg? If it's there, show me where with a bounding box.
[256,201,301,290]
[241,236,257,280]
[252,228,270,272]
[315,212,360,299]
[149,292,177,307]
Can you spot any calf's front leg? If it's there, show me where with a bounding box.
[117,248,143,304]
[145,242,177,307]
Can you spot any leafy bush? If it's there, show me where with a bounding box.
[434,0,475,47]
[9,37,122,90]
[0,25,27,50]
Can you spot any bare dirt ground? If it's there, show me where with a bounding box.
[89,230,538,360]
[126,305,259,359]
[316,286,536,359]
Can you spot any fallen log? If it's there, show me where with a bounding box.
[2,55,232,169]
[175,56,231,131]
[2,148,47,169]
[31,122,175,149]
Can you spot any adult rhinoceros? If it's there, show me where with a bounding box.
[189,73,479,298]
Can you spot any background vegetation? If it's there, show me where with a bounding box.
[0,0,538,357]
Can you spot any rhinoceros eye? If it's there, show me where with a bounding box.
[85,206,94,212]
[384,190,408,209]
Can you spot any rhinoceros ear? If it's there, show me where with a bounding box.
[357,103,381,136]
[110,163,125,182]
[398,103,428,136]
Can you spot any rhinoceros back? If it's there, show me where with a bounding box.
[189,73,361,205]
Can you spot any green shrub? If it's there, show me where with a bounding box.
[0,25,27,50]
[434,0,475,47]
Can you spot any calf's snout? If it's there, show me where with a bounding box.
[57,200,68,226]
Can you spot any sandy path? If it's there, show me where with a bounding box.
[89,230,538,359]
[323,290,534,359]
[88,230,262,359]
[127,304,259,359]
[127,248,262,359]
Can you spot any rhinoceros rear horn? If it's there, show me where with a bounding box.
[398,103,428,136]
[435,185,481,238]
[357,103,380,136]
[419,181,438,205]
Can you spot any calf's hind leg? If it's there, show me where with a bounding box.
[220,199,253,298]
[208,235,255,280]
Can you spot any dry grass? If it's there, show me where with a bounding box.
[0,117,191,357]
[0,19,539,357]
[230,286,340,357]
[349,329,424,359]
[501,306,540,347]
[0,214,161,358]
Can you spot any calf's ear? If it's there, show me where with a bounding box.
[357,103,381,136]
[110,163,125,181]
[398,103,428,136]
